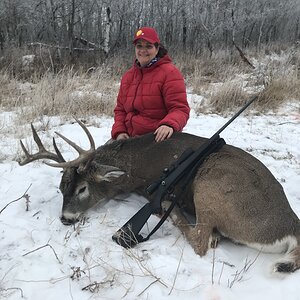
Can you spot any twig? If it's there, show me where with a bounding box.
[1,287,24,298]
[228,250,261,288]
[218,262,225,285]
[68,278,74,300]
[138,278,160,297]
[22,242,61,264]
[82,278,115,293]
[169,246,184,295]
[211,246,216,285]
[278,121,300,125]
[70,266,86,281]
[125,248,168,288]
[27,42,106,52]
[0,184,32,215]
[25,194,31,211]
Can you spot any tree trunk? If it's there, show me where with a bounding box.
[182,6,187,50]
[103,7,112,54]
[68,0,76,62]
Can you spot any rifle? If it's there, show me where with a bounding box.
[112,95,258,248]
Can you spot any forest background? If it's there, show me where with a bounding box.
[0,0,300,124]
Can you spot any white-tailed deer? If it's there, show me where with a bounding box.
[19,119,300,273]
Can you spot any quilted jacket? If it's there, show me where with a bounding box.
[111,55,190,139]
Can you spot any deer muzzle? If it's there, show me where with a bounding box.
[60,211,81,225]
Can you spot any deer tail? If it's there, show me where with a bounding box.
[273,243,300,273]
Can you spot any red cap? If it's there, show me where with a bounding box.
[133,27,160,44]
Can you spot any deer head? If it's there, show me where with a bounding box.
[19,119,125,224]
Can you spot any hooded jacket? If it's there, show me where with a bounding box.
[111,55,190,139]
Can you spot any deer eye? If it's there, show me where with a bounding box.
[78,186,86,194]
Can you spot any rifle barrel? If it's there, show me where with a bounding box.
[212,95,258,140]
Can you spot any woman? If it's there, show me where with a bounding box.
[111,27,190,142]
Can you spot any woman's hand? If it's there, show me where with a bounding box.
[154,125,174,142]
[116,133,130,140]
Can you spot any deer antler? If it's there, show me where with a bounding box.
[19,123,66,166]
[46,118,96,168]
[19,118,96,169]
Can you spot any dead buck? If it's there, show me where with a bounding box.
[19,119,300,273]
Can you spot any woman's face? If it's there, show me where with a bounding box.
[135,39,159,67]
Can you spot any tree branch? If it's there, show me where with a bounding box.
[233,40,255,69]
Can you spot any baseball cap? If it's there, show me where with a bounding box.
[133,27,160,44]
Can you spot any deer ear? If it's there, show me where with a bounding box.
[90,163,125,182]
[104,168,125,179]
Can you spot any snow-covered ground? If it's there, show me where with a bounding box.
[0,99,300,300]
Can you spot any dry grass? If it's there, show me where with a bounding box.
[0,47,130,125]
[0,71,25,107]
[1,67,119,125]
[254,52,300,111]
[175,49,252,98]
[1,45,299,127]
[179,45,300,114]
[256,77,300,111]
[209,82,249,114]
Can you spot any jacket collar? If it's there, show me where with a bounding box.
[134,55,172,71]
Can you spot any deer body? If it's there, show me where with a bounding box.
[20,122,300,273]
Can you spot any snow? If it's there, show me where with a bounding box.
[0,100,300,300]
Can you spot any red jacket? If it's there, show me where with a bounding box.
[111,55,190,139]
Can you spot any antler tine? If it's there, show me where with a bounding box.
[74,117,96,150]
[31,123,47,152]
[20,139,30,157]
[19,123,66,166]
[44,118,96,168]
[53,118,96,154]
[53,137,66,162]
[54,131,84,154]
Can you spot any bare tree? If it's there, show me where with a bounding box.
[1,0,300,64]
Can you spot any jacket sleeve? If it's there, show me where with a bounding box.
[158,66,190,131]
[111,80,128,139]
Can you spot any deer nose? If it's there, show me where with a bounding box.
[60,215,76,225]
[60,211,81,225]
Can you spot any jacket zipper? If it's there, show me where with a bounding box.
[132,68,143,113]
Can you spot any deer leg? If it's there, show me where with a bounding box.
[162,201,214,256]
[185,220,215,256]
